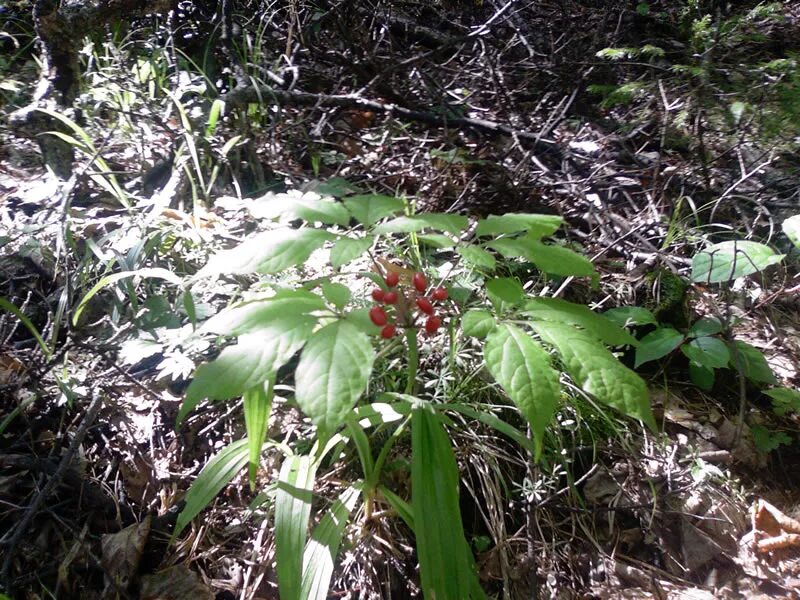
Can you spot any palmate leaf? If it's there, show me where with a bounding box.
[412,406,484,600]
[250,191,351,225]
[295,321,375,434]
[634,327,684,367]
[681,336,730,369]
[300,485,360,600]
[343,194,405,225]
[484,324,561,458]
[276,455,317,600]
[486,236,594,276]
[180,315,315,423]
[461,309,496,339]
[330,235,374,269]
[457,245,497,270]
[475,213,563,237]
[691,241,784,283]
[729,340,777,384]
[374,214,469,235]
[172,439,249,540]
[531,322,656,431]
[197,228,334,277]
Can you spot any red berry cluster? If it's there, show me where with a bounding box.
[369,270,449,338]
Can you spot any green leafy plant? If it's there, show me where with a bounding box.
[160,188,655,599]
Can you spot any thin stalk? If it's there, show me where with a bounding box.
[404,328,419,395]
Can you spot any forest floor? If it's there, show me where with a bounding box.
[2,1,800,599]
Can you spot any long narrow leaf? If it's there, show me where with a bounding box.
[300,485,360,600]
[275,455,317,600]
[412,406,484,600]
[244,377,275,488]
[172,439,249,540]
[0,297,51,359]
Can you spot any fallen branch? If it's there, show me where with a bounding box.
[221,85,565,160]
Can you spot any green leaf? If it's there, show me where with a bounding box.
[445,403,535,454]
[202,289,326,336]
[374,214,469,235]
[173,439,249,539]
[321,282,351,309]
[486,278,526,311]
[197,228,334,276]
[461,309,496,339]
[457,245,497,270]
[417,233,455,248]
[276,455,317,600]
[251,192,351,225]
[691,241,784,283]
[300,485,360,600]
[475,213,563,237]
[412,406,483,600]
[295,321,376,434]
[765,388,800,416]
[180,317,315,423]
[523,297,637,346]
[343,194,405,225]
[484,324,561,458]
[531,322,656,430]
[342,307,382,336]
[0,297,51,359]
[634,327,684,367]
[688,317,723,338]
[689,362,715,390]
[729,341,777,384]
[244,378,274,488]
[604,306,658,327]
[378,485,414,530]
[782,215,800,248]
[73,267,182,326]
[526,240,595,276]
[681,336,730,369]
[330,235,373,269]
[751,425,791,453]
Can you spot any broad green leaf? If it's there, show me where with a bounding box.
[417,233,455,248]
[412,406,483,600]
[73,268,182,326]
[783,215,800,248]
[250,192,351,225]
[486,278,526,311]
[523,297,637,346]
[300,485,360,600]
[729,341,777,384]
[321,282,351,309]
[457,245,496,270]
[634,327,684,367]
[752,425,791,453]
[484,324,560,458]
[343,307,382,336]
[765,388,800,416]
[180,317,314,423]
[276,455,317,600]
[244,378,274,488]
[173,439,249,539]
[526,240,595,276]
[604,306,658,327]
[688,317,723,338]
[343,194,405,225]
[689,362,715,391]
[295,321,376,434]
[197,228,334,277]
[531,322,656,430]
[681,336,730,369]
[374,214,469,235]
[691,241,784,283]
[461,309,496,339]
[330,235,373,269]
[202,289,326,336]
[475,213,563,237]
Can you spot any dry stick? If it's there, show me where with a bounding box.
[221,85,565,160]
[0,390,104,586]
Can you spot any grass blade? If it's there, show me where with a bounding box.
[244,377,275,489]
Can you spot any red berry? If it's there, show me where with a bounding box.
[412,272,427,293]
[371,288,385,302]
[383,291,398,304]
[369,306,388,326]
[432,287,448,301]
[416,297,434,315]
[384,272,400,287]
[425,315,441,333]
[381,324,397,339]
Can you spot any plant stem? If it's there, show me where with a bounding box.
[405,328,419,395]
